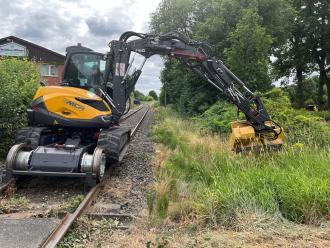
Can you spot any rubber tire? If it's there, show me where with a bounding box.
[15,127,48,149]
[97,127,130,163]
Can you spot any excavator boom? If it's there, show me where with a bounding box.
[104,31,283,151]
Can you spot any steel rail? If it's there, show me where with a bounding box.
[40,105,150,248]
[0,178,15,196]
[121,105,144,121]
[131,107,149,136]
[40,185,100,248]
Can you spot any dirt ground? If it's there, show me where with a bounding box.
[74,207,330,248]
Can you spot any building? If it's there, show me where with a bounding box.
[0,36,66,85]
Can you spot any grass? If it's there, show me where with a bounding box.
[58,194,85,213]
[149,107,330,227]
[57,217,119,248]
[0,196,30,214]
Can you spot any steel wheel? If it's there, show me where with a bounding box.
[92,147,106,183]
[6,143,25,171]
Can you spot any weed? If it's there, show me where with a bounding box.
[0,196,30,214]
[58,194,84,213]
[57,217,119,247]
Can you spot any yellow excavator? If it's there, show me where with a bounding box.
[3,31,283,185]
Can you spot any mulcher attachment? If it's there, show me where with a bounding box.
[229,121,284,152]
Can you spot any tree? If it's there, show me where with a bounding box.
[151,0,295,115]
[150,0,196,35]
[283,76,320,108]
[159,60,218,115]
[194,0,293,57]
[151,0,217,115]
[133,90,145,100]
[148,90,158,100]
[272,0,314,108]
[224,8,273,91]
[273,0,330,109]
[302,0,330,109]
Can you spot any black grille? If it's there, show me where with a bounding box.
[76,98,109,112]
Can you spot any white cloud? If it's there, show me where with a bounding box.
[0,0,163,93]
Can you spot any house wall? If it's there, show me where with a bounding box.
[42,64,63,86]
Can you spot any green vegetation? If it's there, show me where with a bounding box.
[0,196,30,214]
[0,58,40,158]
[134,90,156,102]
[57,217,119,248]
[134,90,145,100]
[159,60,217,115]
[151,0,330,114]
[58,194,85,213]
[143,96,155,102]
[224,8,273,92]
[197,88,330,146]
[148,90,158,101]
[149,94,330,226]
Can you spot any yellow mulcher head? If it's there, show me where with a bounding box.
[229,120,284,152]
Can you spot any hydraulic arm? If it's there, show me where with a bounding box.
[104,31,283,151]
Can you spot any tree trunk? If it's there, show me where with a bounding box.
[318,73,325,109]
[296,66,304,108]
[316,56,330,110]
[324,70,330,111]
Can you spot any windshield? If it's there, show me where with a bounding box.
[62,53,106,90]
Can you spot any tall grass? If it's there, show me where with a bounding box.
[149,107,330,226]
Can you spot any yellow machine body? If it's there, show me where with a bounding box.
[29,86,113,128]
[229,120,284,152]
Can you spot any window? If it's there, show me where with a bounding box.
[40,64,58,76]
[62,53,105,89]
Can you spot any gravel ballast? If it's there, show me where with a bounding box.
[89,108,155,215]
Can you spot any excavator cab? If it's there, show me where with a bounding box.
[62,46,106,92]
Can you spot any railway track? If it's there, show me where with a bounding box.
[0,104,150,248]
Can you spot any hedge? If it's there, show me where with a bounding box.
[0,58,40,158]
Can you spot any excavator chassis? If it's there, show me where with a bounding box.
[3,126,130,186]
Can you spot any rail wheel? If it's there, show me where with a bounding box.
[92,147,106,183]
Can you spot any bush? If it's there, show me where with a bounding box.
[0,58,40,158]
[261,88,330,146]
[197,101,237,134]
[197,88,330,146]
[142,96,154,102]
[148,90,158,101]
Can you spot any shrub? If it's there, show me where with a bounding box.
[197,88,330,146]
[143,95,154,102]
[197,101,237,134]
[261,88,330,146]
[148,90,158,101]
[0,58,40,158]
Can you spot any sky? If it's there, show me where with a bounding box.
[0,0,164,95]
